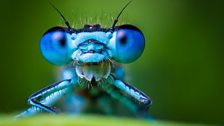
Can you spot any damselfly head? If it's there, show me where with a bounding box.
[40,1,145,66]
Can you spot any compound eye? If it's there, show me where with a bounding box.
[40,27,71,65]
[115,25,145,63]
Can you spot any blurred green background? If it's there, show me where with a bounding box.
[0,0,223,125]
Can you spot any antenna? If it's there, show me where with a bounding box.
[111,1,132,30]
[49,2,72,29]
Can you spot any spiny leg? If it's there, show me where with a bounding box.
[104,76,152,116]
[111,76,152,111]
[15,79,77,118]
[101,80,141,115]
[14,106,42,119]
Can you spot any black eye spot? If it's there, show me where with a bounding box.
[118,32,127,45]
[59,37,66,47]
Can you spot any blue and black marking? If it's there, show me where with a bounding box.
[15,1,153,119]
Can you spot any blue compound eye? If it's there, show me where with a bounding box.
[115,25,145,63]
[40,27,71,65]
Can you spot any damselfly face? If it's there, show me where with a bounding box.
[40,24,145,65]
[15,2,152,119]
